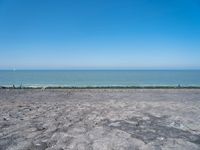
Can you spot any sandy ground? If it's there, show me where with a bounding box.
[0,89,200,150]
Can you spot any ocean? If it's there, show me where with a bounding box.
[0,70,200,87]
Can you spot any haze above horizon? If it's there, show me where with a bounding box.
[0,0,200,69]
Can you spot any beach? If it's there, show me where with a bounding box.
[1,89,200,150]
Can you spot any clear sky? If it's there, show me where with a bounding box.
[0,0,200,69]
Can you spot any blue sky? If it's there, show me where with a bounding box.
[0,0,200,69]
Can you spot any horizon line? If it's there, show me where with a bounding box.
[0,68,200,71]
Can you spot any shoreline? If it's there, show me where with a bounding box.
[1,85,200,89]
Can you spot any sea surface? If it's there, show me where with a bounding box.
[0,70,200,87]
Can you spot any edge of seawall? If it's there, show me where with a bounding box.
[1,85,200,89]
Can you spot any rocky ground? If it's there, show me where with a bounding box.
[0,89,200,150]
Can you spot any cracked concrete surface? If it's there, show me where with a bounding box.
[0,89,200,150]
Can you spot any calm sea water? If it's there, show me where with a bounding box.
[0,70,200,87]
